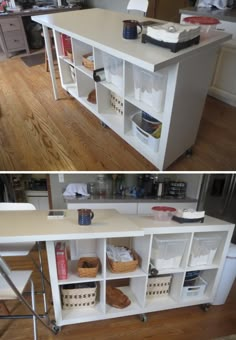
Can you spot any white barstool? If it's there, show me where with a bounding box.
[127,0,149,16]
[0,203,50,323]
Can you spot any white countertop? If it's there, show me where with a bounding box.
[0,209,234,243]
[32,8,232,72]
[0,209,143,243]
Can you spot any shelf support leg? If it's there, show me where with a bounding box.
[42,25,59,100]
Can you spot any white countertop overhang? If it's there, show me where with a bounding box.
[0,209,234,243]
[32,8,232,72]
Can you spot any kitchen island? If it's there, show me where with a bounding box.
[0,209,234,328]
[32,9,231,170]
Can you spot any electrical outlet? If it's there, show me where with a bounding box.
[58,174,64,183]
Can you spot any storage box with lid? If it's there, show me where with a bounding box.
[151,235,188,269]
[103,53,123,90]
[189,235,222,266]
[132,65,168,112]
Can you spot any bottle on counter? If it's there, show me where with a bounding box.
[157,181,164,198]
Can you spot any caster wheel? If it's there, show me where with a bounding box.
[185,148,193,158]
[51,320,61,334]
[140,313,147,322]
[100,121,108,128]
[201,303,211,312]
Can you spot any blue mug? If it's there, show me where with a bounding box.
[78,209,94,225]
[123,20,142,40]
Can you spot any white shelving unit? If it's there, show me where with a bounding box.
[45,213,234,327]
[0,209,234,328]
[32,9,231,170]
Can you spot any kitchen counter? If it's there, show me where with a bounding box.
[179,6,236,22]
[64,195,197,204]
[0,6,82,17]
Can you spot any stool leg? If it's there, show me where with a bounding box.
[45,50,49,72]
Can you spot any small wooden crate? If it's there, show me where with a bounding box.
[77,257,100,278]
[61,283,97,310]
[82,53,94,70]
[146,275,172,297]
[107,249,140,273]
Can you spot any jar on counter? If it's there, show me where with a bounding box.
[96,174,107,197]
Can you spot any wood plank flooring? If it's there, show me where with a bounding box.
[1,250,236,340]
[0,57,236,171]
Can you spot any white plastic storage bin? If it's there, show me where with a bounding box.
[133,65,168,112]
[189,235,222,267]
[182,276,207,299]
[151,235,188,269]
[131,112,160,152]
[103,53,123,90]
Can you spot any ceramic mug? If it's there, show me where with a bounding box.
[78,209,94,225]
[123,20,142,40]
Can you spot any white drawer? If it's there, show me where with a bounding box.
[1,18,21,32]
[4,30,25,51]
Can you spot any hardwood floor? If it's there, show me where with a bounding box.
[0,57,236,171]
[1,249,236,340]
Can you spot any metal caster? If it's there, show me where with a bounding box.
[100,121,108,128]
[140,313,147,322]
[185,148,193,158]
[51,320,61,334]
[201,303,211,312]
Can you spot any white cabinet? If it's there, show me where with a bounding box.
[180,13,236,107]
[67,201,198,215]
[25,190,49,210]
[45,215,234,327]
[0,16,29,58]
[32,9,230,170]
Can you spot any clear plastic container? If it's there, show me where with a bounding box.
[151,235,188,269]
[131,112,161,152]
[182,276,207,299]
[151,206,176,221]
[103,53,123,90]
[189,235,222,267]
[133,65,168,112]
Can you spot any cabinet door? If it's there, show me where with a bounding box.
[137,202,197,215]
[26,196,49,210]
[148,0,189,22]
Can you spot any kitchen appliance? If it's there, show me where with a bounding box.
[198,174,236,244]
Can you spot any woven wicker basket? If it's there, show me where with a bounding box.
[146,275,172,297]
[78,257,100,278]
[110,92,123,115]
[61,283,97,309]
[82,53,94,70]
[107,249,140,273]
